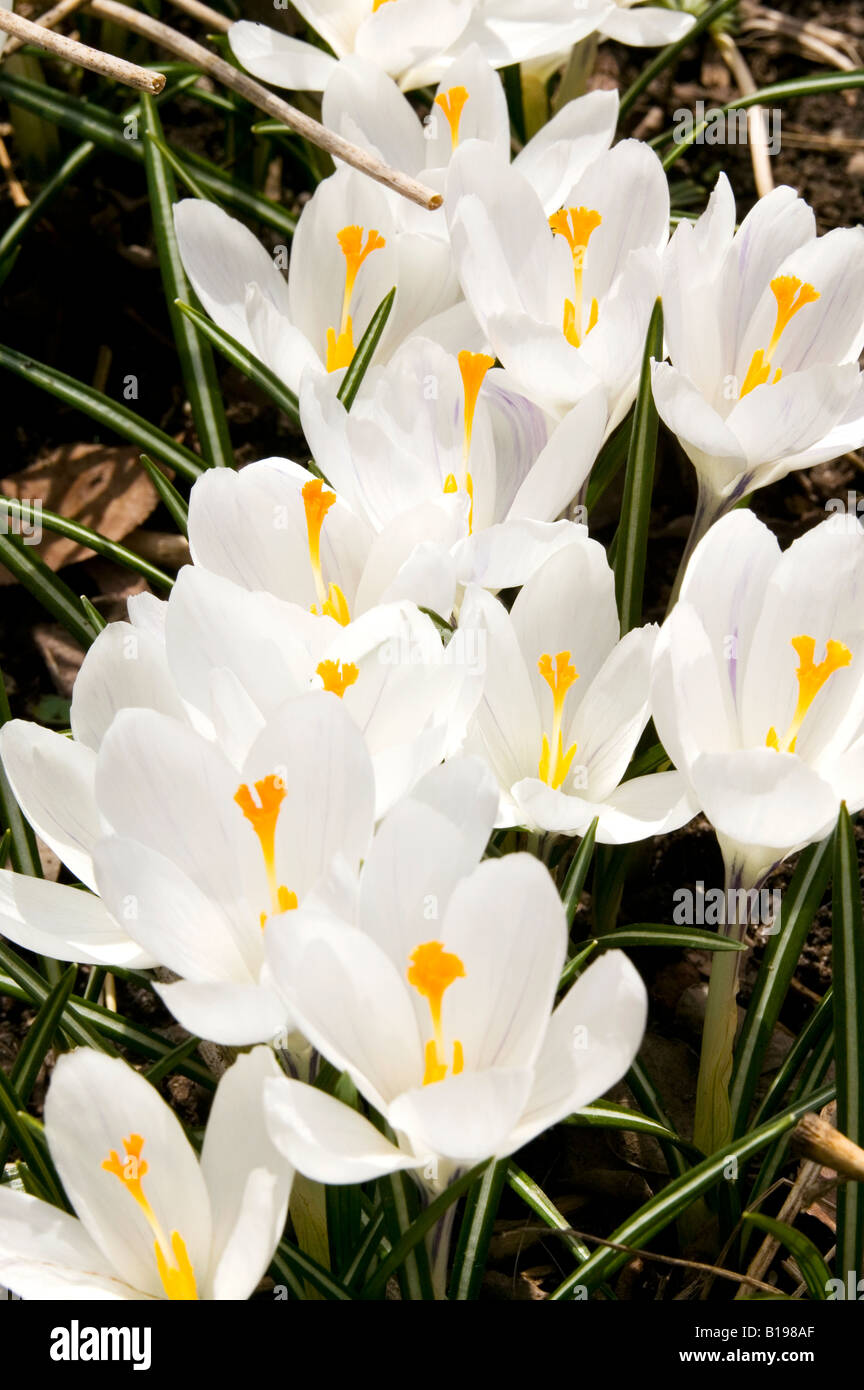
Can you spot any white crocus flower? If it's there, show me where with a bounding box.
[300,336,607,592]
[651,510,864,893]
[0,1048,291,1300]
[229,0,617,95]
[173,166,460,396]
[445,137,669,430]
[322,50,620,233]
[652,174,864,561]
[597,0,696,46]
[458,541,695,838]
[263,850,647,1202]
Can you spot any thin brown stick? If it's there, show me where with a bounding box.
[544,1226,782,1296]
[164,0,231,35]
[86,0,443,211]
[1,0,91,58]
[714,30,774,198]
[0,133,29,207]
[0,7,165,92]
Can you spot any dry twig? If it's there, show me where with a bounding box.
[0,6,165,92]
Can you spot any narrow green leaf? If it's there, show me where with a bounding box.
[145,129,219,204]
[549,1083,835,1299]
[751,989,833,1132]
[832,804,864,1282]
[613,298,663,634]
[175,300,300,424]
[0,498,173,591]
[144,1033,203,1087]
[343,1208,387,1291]
[337,288,396,411]
[361,1163,488,1300]
[663,71,864,171]
[448,1158,507,1301]
[0,141,95,266]
[560,817,598,927]
[377,1170,435,1300]
[564,1101,701,1162]
[0,341,204,481]
[584,416,631,515]
[730,835,832,1138]
[741,1212,831,1300]
[140,454,189,536]
[506,1162,593,1265]
[79,595,107,634]
[142,97,234,471]
[627,1057,690,1179]
[0,533,98,649]
[618,0,740,121]
[270,1239,352,1301]
[0,1068,66,1208]
[0,965,77,1173]
[604,923,748,952]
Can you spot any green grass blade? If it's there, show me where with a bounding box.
[448,1158,508,1300]
[0,498,173,591]
[270,1239,352,1301]
[549,1082,835,1299]
[0,341,205,481]
[0,141,95,265]
[564,1101,701,1162]
[140,454,189,536]
[0,964,76,1173]
[506,1162,593,1264]
[142,97,234,471]
[618,0,740,121]
[145,129,217,204]
[741,1212,831,1300]
[729,835,832,1138]
[175,300,300,424]
[663,71,864,170]
[603,923,748,953]
[0,1068,66,1208]
[0,533,99,649]
[584,415,631,515]
[337,288,396,411]
[613,298,663,634]
[360,1164,487,1300]
[832,804,864,1283]
[560,817,598,928]
[626,1057,691,1179]
[751,989,833,1131]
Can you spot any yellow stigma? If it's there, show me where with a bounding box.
[301,479,351,625]
[537,651,580,790]
[316,658,359,698]
[326,224,387,373]
[766,634,852,754]
[549,206,602,348]
[372,0,395,9]
[235,774,296,921]
[407,940,465,1086]
[443,349,493,534]
[102,1134,198,1301]
[434,86,469,150]
[740,275,820,398]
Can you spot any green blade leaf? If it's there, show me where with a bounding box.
[618,0,740,121]
[0,498,173,591]
[549,1082,835,1299]
[741,1211,831,1301]
[270,1239,353,1301]
[140,454,189,536]
[602,923,748,952]
[337,288,396,411]
[0,964,77,1174]
[448,1158,507,1301]
[627,1057,691,1179]
[832,804,864,1282]
[584,415,631,516]
[613,298,663,634]
[0,1067,66,1208]
[564,1101,701,1162]
[560,817,598,928]
[360,1163,488,1300]
[142,97,234,471]
[751,989,833,1131]
[175,300,300,425]
[0,533,99,649]
[0,140,95,267]
[730,835,832,1138]
[0,341,204,481]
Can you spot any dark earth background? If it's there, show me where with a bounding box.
[0,0,862,1298]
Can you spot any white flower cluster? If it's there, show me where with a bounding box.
[2,23,864,1301]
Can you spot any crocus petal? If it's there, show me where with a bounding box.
[264,1077,419,1183]
[229,21,340,91]
[599,4,696,45]
[70,622,187,752]
[155,979,288,1047]
[0,721,100,890]
[0,1187,149,1301]
[388,1067,534,1162]
[201,1049,293,1301]
[0,870,156,969]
